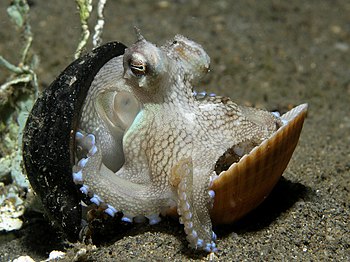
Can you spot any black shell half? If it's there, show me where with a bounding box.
[22,42,127,240]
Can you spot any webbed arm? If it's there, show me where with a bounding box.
[73,133,170,224]
[171,158,217,252]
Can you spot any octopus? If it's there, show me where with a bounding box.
[71,30,283,252]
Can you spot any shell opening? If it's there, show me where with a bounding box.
[214,139,261,174]
[214,109,288,175]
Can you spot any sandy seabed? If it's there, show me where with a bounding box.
[0,0,349,261]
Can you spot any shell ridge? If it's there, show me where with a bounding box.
[211,103,307,224]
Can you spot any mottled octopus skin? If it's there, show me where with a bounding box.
[22,42,127,241]
[74,33,282,252]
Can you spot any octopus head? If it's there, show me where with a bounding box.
[123,33,169,100]
[164,34,210,83]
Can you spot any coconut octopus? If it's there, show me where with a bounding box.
[72,31,289,252]
[23,30,307,253]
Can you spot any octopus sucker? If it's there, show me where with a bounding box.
[172,157,217,252]
[23,31,308,253]
[73,129,173,225]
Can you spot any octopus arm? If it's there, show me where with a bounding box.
[172,158,217,252]
[78,139,170,221]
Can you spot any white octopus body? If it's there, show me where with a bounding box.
[73,32,282,252]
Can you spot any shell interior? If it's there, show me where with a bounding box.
[210,103,308,224]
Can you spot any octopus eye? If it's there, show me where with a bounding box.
[129,60,147,77]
